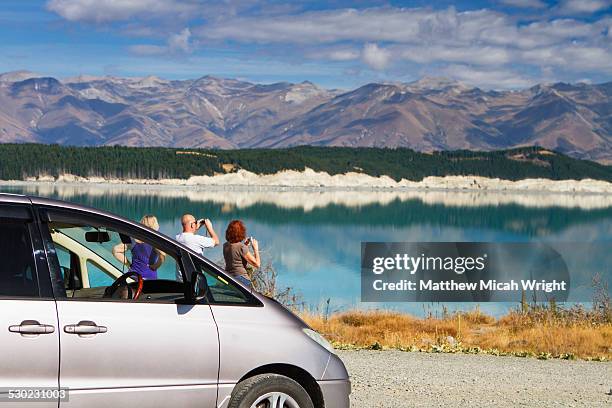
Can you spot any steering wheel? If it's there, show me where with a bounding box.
[104,271,144,300]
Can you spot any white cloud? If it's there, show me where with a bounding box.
[130,28,193,56]
[401,45,512,66]
[46,0,198,22]
[193,6,612,76]
[498,0,547,8]
[558,0,611,14]
[310,48,360,61]
[439,65,537,89]
[195,7,506,45]
[168,28,192,53]
[361,43,391,70]
[556,46,612,72]
[193,7,609,52]
[481,18,601,49]
[46,1,612,84]
[521,45,612,73]
[328,49,360,61]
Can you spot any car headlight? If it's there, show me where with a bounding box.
[303,328,335,353]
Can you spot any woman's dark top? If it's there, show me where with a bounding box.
[223,242,249,279]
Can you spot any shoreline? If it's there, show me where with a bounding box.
[3,180,612,196]
[3,179,612,211]
[3,169,612,210]
[1,168,612,195]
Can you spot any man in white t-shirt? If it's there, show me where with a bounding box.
[175,213,219,281]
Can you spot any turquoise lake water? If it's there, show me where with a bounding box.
[3,184,611,317]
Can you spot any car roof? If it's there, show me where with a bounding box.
[0,192,134,222]
[0,192,32,205]
[0,192,170,245]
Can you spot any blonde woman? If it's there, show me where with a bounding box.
[112,215,165,280]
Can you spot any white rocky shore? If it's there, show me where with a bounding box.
[11,168,612,194]
[2,169,612,210]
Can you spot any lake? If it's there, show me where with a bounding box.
[2,183,611,317]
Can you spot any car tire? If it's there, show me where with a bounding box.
[228,373,315,408]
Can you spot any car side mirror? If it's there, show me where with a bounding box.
[85,231,111,243]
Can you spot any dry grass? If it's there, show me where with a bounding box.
[300,307,612,360]
[255,261,612,360]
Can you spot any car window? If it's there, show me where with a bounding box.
[54,243,83,290]
[192,257,253,305]
[57,226,126,272]
[0,221,38,297]
[86,260,115,287]
[44,214,187,303]
[55,243,71,274]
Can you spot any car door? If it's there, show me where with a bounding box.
[0,201,60,408]
[37,206,219,408]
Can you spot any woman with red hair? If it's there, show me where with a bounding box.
[223,220,260,286]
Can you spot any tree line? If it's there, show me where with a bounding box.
[0,143,610,182]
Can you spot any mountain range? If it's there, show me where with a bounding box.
[1,70,610,163]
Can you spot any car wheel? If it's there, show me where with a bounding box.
[228,373,315,408]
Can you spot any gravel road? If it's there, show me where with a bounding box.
[337,350,612,407]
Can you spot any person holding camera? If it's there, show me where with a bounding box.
[223,220,260,287]
[176,213,219,254]
[175,214,219,281]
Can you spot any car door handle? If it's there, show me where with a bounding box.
[9,320,55,336]
[64,320,107,336]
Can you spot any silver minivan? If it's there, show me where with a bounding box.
[0,193,350,408]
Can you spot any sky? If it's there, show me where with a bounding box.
[0,0,611,89]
